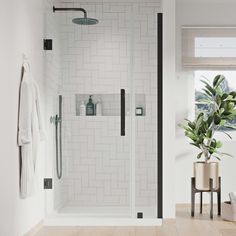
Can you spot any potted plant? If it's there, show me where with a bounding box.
[180,75,236,190]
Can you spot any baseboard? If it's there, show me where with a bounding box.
[24,220,43,236]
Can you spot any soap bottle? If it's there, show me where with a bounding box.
[95,100,102,116]
[80,101,86,116]
[86,95,94,116]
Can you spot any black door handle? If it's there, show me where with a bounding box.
[121,89,125,136]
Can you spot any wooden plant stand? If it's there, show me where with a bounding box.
[191,176,221,219]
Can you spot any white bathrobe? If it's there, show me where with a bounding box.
[18,62,45,198]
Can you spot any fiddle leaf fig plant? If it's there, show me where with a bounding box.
[180,75,236,162]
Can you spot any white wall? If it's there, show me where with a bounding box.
[175,0,236,204]
[0,0,45,235]
[163,0,176,218]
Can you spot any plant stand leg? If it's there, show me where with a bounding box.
[200,192,203,214]
[210,178,213,219]
[218,177,221,216]
[191,177,195,217]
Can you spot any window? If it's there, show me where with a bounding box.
[181,26,236,131]
[195,37,236,58]
[182,27,236,69]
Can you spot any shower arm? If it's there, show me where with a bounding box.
[53,6,87,18]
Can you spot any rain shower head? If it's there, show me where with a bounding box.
[72,17,98,25]
[53,6,99,25]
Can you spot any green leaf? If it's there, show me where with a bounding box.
[219,120,226,126]
[207,116,213,126]
[222,93,228,100]
[201,80,216,96]
[216,141,222,148]
[213,113,221,125]
[188,121,196,130]
[213,75,225,88]
[185,131,198,141]
[230,109,236,115]
[228,102,235,110]
[206,130,212,138]
[229,91,236,98]
[213,75,221,87]
[212,155,221,161]
[225,95,234,101]
[195,114,204,132]
[190,143,200,148]
[216,95,221,106]
[219,108,225,115]
[214,150,234,157]
[198,98,213,104]
[206,85,216,96]
[197,152,203,159]
[221,152,234,158]
[223,125,236,130]
[197,112,204,120]
[222,111,232,116]
[202,88,212,97]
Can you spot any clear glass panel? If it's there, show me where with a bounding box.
[46,2,133,218]
[45,0,159,219]
[132,4,158,218]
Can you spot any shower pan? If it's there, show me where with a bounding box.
[44,1,161,226]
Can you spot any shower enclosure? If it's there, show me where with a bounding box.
[44,0,161,225]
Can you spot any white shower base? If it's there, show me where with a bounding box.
[44,206,162,226]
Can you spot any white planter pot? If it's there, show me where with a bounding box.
[193,162,219,190]
[222,201,236,222]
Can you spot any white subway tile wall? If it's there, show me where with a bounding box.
[46,0,160,214]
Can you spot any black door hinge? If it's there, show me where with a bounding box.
[137,212,143,218]
[44,178,53,189]
[44,39,53,50]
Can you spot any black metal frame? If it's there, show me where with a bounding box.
[120,89,125,136]
[191,177,221,219]
[157,13,163,219]
[53,6,87,18]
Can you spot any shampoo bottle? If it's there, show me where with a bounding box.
[80,101,86,116]
[86,95,95,116]
[95,100,102,116]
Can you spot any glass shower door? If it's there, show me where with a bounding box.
[52,2,134,217]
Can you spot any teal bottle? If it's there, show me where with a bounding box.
[86,95,95,116]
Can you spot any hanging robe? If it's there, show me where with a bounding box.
[18,62,45,198]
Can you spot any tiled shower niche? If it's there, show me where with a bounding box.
[75,94,146,116]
